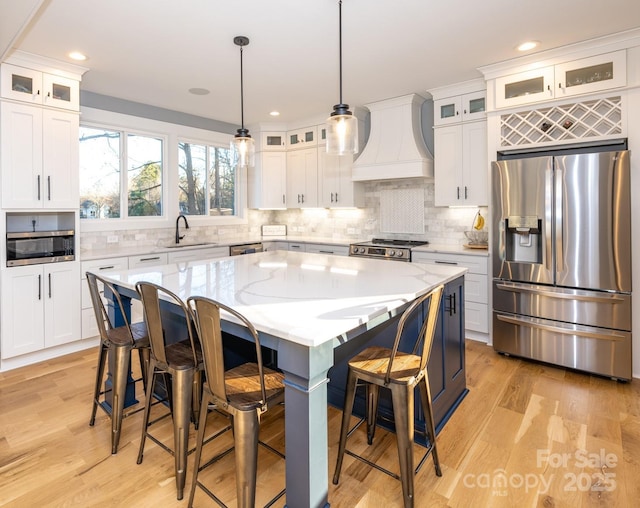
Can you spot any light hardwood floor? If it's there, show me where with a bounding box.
[1,339,638,507]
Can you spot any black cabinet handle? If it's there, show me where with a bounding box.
[48,273,52,298]
[37,175,41,201]
[47,176,51,200]
[446,293,457,316]
[38,274,41,300]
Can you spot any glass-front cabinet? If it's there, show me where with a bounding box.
[434,90,486,126]
[555,51,626,98]
[494,50,626,109]
[494,67,555,109]
[259,131,286,151]
[286,126,317,150]
[1,63,79,111]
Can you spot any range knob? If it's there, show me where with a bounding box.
[388,250,395,256]
[358,247,366,254]
[396,251,404,257]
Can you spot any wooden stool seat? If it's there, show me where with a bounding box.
[333,285,444,508]
[105,321,149,347]
[135,282,204,501]
[187,296,286,508]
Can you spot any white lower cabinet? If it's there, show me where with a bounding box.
[80,257,129,339]
[262,241,288,251]
[128,252,168,268]
[412,251,489,334]
[1,262,81,359]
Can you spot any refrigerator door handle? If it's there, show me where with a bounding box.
[544,166,554,273]
[496,313,627,341]
[554,164,563,273]
[495,281,627,302]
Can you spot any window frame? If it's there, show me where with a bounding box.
[79,107,246,233]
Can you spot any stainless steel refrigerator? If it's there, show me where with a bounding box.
[491,149,632,380]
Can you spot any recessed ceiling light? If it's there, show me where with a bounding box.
[270,111,280,117]
[189,87,210,95]
[68,51,87,61]
[517,41,539,52]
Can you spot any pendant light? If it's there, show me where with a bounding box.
[326,0,358,155]
[231,35,255,167]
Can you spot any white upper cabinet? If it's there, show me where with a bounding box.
[260,131,286,151]
[429,81,488,207]
[494,50,626,109]
[1,102,79,209]
[286,147,318,208]
[286,126,317,150]
[248,151,287,209]
[1,63,80,111]
[317,150,363,208]
[434,90,486,126]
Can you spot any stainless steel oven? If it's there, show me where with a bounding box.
[6,229,75,267]
[349,239,428,262]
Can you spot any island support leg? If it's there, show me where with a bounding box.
[278,340,334,508]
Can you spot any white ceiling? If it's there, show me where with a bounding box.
[3,0,640,128]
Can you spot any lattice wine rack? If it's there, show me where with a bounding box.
[500,96,622,147]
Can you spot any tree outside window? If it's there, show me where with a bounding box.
[179,142,237,216]
[79,127,163,219]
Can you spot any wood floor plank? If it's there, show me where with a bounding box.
[1,339,638,507]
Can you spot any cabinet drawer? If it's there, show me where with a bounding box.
[81,257,129,309]
[465,272,488,304]
[465,301,489,333]
[412,252,488,274]
[288,242,306,252]
[305,243,349,256]
[128,253,168,268]
[167,246,228,263]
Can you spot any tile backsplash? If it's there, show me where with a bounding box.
[80,179,487,252]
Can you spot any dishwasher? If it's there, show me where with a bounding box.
[229,242,264,256]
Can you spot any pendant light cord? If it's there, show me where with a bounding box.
[338,0,343,105]
[240,44,245,130]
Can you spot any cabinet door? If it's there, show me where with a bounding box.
[461,121,488,206]
[260,131,286,151]
[433,96,462,126]
[286,148,318,208]
[434,125,463,206]
[44,262,81,347]
[42,109,79,208]
[1,265,45,358]
[461,91,486,122]
[42,72,80,111]
[262,152,287,208]
[317,149,340,207]
[555,50,626,98]
[0,64,43,104]
[1,102,43,208]
[494,66,555,108]
[286,126,317,150]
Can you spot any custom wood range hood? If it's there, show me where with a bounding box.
[352,93,433,181]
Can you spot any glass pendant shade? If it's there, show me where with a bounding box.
[326,110,358,155]
[231,129,255,167]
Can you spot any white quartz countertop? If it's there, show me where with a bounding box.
[80,235,361,261]
[97,250,467,348]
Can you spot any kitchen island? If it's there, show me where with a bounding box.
[98,250,467,508]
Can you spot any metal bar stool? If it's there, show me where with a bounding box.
[135,281,204,501]
[333,285,444,508]
[87,271,150,454]
[187,296,285,508]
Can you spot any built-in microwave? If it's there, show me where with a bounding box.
[6,230,75,267]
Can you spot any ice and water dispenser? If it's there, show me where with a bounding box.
[504,215,542,264]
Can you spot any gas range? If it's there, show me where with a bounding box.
[349,238,429,262]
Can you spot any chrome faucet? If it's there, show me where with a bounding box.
[175,214,190,244]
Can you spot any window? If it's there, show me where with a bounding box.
[79,126,164,219]
[178,141,237,216]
